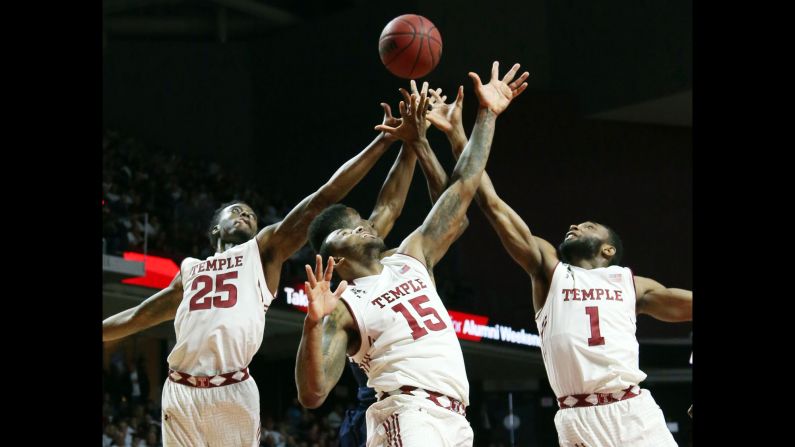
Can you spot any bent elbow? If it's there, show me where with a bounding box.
[298,390,327,409]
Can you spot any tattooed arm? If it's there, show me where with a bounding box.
[295,256,360,408]
[296,301,357,408]
[388,81,470,249]
[406,82,470,244]
[430,84,559,313]
[409,136,469,260]
[386,62,529,269]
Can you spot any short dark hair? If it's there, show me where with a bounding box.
[318,238,334,266]
[599,222,623,266]
[307,204,354,254]
[207,200,253,249]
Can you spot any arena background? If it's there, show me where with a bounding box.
[102,1,692,445]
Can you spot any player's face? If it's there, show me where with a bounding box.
[218,204,258,244]
[342,207,376,236]
[326,213,385,257]
[559,221,608,262]
[562,221,607,243]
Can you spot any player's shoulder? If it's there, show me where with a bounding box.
[607,263,632,272]
[180,255,201,268]
[604,264,636,283]
[383,251,428,273]
[380,247,399,258]
[233,238,259,253]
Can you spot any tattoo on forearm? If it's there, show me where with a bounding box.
[427,191,462,239]
[454,113,496,181]
[420,110,495,255]
[322,314,338,353]
[320,306,348,389]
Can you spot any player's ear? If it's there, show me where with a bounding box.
[601,244,615,259]
[212,225,220,235]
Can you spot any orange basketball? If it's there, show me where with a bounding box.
[378,14,442,79]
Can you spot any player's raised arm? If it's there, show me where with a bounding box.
[295,256,357,409]
[427,84,468,156]
[387,80,471,242]
[428,81,559,311]
[368,101,418,239]
[102,272,183,341]
[390,62,528,269]
[256,117,399,293]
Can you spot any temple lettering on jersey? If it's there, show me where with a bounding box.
[188,256,244,277]
[561,288,623,302]
[369,278,428,308]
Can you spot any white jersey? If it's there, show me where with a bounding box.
[168,238,274,376]
[341,253,470,405]
[535,262,646,397]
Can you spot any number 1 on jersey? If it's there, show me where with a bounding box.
[585,306,605,346]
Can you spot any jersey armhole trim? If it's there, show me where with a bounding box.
[627,266,638,300]
[247,239,278,298]
[340,295,367,359]
[535,261,561,320]
[627,266,639,316]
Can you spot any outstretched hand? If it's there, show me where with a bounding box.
[374,81,432,142]
[378,102,402,142]
[304,255,348,323]
[468,61,529,115]
[426,84,464,136]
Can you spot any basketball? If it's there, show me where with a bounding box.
[378,14,442,79]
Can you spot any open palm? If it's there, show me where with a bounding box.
[378,102,402,142]
[426,85,463,134]
[469,61,530,115]
[304,255,348,323]
[374,84,430,143]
